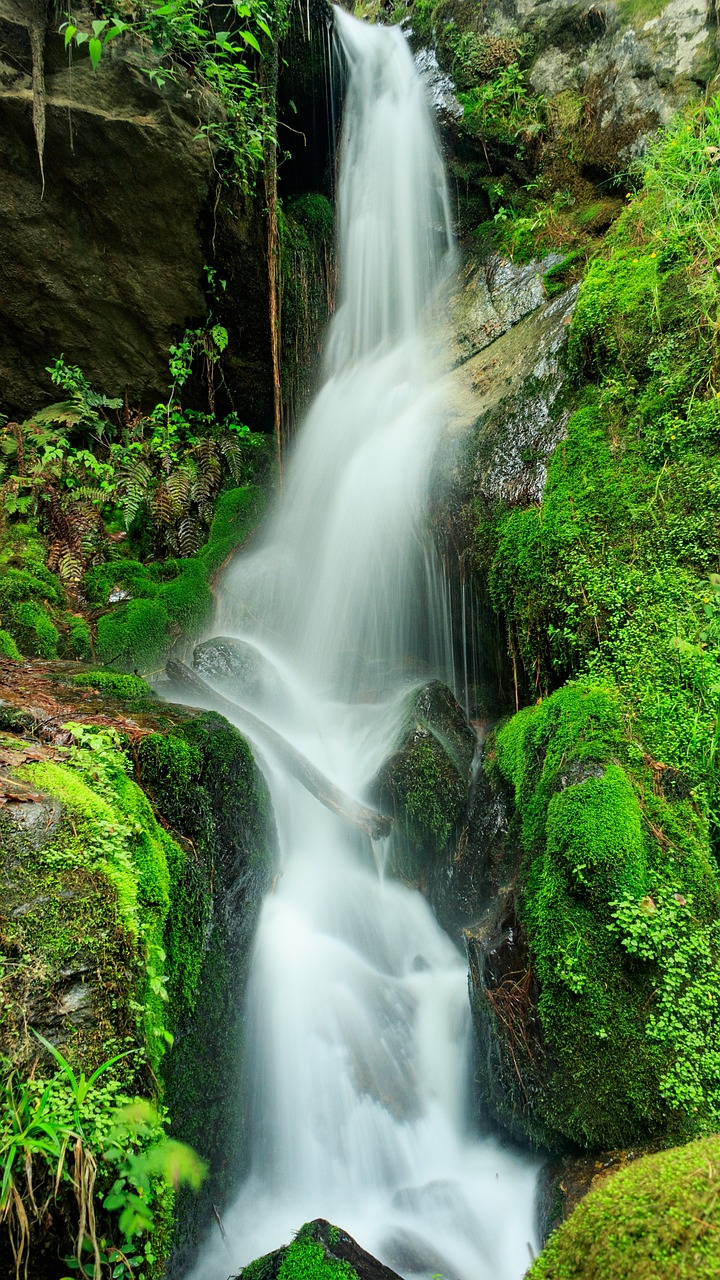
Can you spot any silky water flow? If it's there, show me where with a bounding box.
[186,11,538,1279]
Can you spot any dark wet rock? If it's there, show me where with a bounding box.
[193,635,277,703]
[465,890,547,1147]
[536,1139,670,1245]
[426,734,517,943]
[0,0,272,421]
[240,1219,404,1280]
[371,681,476,880]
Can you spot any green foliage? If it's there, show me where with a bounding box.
[0,1037,204,1280]
[59,0,281,192]
[609,891,720,1121]
[478,101,720,856]
[459,63,546,149]
[528,1134,720,1280]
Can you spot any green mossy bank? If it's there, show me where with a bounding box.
[0,485,265,673]
[529,1134,720,1279]
[0,667,275,1278]
[466,104,720,1150]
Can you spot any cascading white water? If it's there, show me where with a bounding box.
[186,11,538,1280]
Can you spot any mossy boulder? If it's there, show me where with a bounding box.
[528,1134,720,1280]
[0,661,276,1277]
[371,681,476,882]
[468,679,720,1152]
[241,1219,403,1280]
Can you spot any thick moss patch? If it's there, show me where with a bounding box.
[529,1134,720,1279]
[474,680,720,1150]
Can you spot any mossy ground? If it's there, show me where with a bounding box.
[470,102,720,1149]
[529,1134,720,1279]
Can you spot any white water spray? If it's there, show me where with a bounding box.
[186,11,538,1279]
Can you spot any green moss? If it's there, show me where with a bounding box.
[8,600,59,657]
[489,680,720,1149]
[0,629,21,659]
[243,1224,359,1280]
[395,729,466,850]
[0,566,62,606]
[277,1237,356,1280]
[158,557,212,628]
[616,0,667,25]
[84,559,160,608]
[200,484,265,574]
[96,596,170,671]
[71,671,157,701]
[135,712,275,1257]
[16,734,185,1070]
[65,614,93,660]
[529,1135,720,1279]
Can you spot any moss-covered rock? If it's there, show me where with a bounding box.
[0,662,276,1278]
[528,1134,720,1280]
[371,681,476,882]
[241,1218,402,1280]
[468,680,720,1151]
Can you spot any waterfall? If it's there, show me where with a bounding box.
[186,11,538,1279]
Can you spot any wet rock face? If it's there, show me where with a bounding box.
[452,252,565,363]
[0,0,271,421]
[0,0,213,415]
[447,272,578,508]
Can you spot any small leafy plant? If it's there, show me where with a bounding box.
[1,1034,205,1280]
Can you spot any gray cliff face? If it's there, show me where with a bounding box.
[482,0,716,160]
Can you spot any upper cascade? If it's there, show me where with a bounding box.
[327,8,455,370]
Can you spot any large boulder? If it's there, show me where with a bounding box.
[0,0,272,420]
[467,680,720,1152]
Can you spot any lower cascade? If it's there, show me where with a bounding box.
[187,10,537,1279]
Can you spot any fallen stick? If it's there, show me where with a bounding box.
[166,659,393,840]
